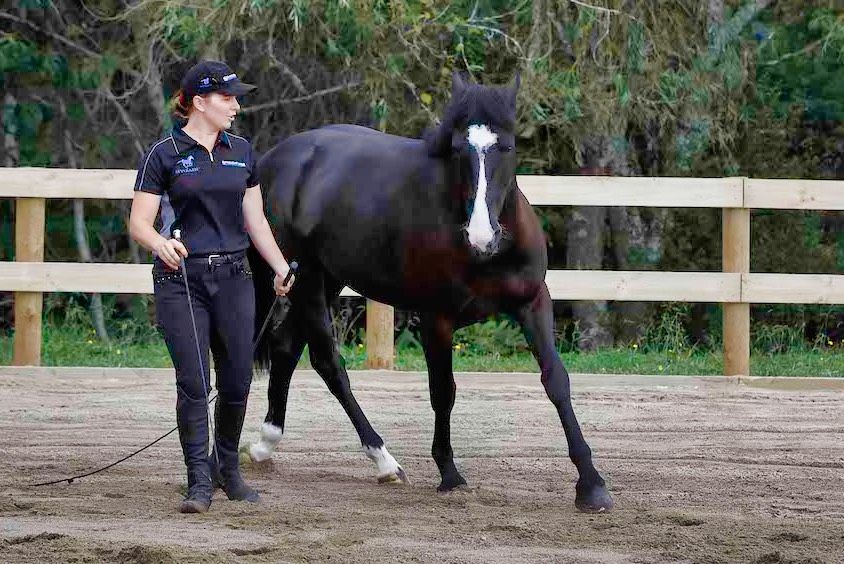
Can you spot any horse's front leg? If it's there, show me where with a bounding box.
[514,284,613,512]
[420,313,467,491]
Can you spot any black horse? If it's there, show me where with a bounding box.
[243,72,613,512]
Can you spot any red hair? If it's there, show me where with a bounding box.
[169,88,192,123]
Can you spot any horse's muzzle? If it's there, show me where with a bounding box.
[463,225,507,257]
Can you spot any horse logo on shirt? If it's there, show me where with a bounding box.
[174,154,199,175]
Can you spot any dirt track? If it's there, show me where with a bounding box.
[1,366,842,564]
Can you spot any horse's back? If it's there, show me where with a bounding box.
[259,124,426,189]
[281,124,424,157]
[258,123,442,242]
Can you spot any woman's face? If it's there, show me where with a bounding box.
[194,92,241,130]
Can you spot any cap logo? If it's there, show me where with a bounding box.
[199,77,211,87]
[223,73,237,82]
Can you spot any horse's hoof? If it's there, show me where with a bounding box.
[377,466,410,485]
[238,446,253,466]
[575,482,614,513]
[437,474,468,492]
[438,483,474,495]
[239,443,272,466]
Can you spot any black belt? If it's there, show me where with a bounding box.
[183,250,246,266]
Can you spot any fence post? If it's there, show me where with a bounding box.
[723,199,750,376]
[12,197,46,366]
[365,300,394,369]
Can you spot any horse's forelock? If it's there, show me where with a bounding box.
[459,85,515,133]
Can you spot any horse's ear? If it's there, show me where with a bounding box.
[452,71,468,98]
[507,72,521,107]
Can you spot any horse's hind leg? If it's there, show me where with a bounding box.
[514,284,613,512]
[244,308,306,463]
[420,313,467,491]
[303,270,407,484]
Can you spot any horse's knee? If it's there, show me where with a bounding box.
[428,382,456,414]
[540,370,572,407]
[325,374,352,399]
[430,397,455,416]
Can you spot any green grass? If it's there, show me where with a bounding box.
[342,346,842,377]
[1,324,841,377]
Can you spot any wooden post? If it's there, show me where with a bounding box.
[723,206,750,376]
[12,198,46,366]
[364,115,395,370]
[365,300,394,369]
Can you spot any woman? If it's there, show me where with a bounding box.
[128,60,294,513]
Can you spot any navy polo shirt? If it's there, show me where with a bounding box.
[133,126,259,255]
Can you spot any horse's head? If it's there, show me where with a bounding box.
[446,72,519,256]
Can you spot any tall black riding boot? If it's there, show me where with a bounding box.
[177,397,213,513]
[210,400,260,502]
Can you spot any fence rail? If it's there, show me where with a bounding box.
[3,265,843,305]
[3,168,844,374]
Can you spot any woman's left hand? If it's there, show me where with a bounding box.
[273,266,295,296]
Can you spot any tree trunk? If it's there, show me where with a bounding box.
[567,135,618,351]
[567,205,611,351]
[58,96,110,342]
[3,93,19,167]
[1,92,19,327]
[72,199,110,342]
[134,34,167,133]
[610,207,666,343]
[609,121,666,343]
[130,33,164,264]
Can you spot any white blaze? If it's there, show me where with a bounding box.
[466,124,498,251]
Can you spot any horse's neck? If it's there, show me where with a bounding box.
[499,177,522,218]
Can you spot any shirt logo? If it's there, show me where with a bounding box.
[221,160,246,168]
[175,154,199,175]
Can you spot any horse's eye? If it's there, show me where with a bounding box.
[498,144,513,152]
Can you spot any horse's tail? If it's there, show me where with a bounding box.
[249,135,316,371]
[249,241,276,371]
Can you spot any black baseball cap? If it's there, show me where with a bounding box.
[181,60,257,98]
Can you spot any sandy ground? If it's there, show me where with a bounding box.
[0,366,842,564]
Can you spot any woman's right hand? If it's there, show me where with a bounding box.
[154,237,189,271]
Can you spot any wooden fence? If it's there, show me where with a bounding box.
[2,168,843,374]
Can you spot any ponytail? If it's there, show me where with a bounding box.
[169,88,191,125]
